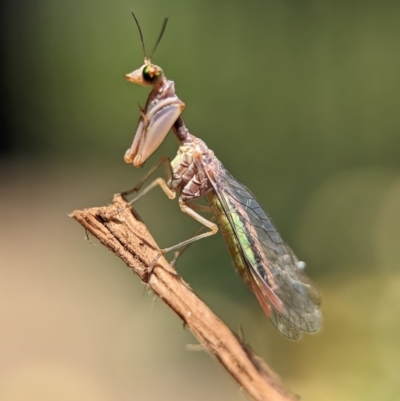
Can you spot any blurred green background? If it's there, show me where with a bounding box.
[1,0,400,400]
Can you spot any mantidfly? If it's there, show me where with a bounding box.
[122,13,322,340]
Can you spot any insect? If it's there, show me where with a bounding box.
[123,13,322,339]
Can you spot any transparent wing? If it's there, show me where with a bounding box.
[205,163,322,338]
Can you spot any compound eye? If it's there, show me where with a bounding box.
[142,64,163,84]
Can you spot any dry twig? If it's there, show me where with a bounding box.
[70,194,299,401]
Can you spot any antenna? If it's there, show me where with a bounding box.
[149,17,169,60]
[131,12,168,63]
[131,12,147,60]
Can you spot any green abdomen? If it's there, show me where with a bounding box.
[205,191,252,289]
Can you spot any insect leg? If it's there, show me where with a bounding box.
[169,203,215,266]
[146,200,218,274]
[122,156,175,204]
[162,199,218,253]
